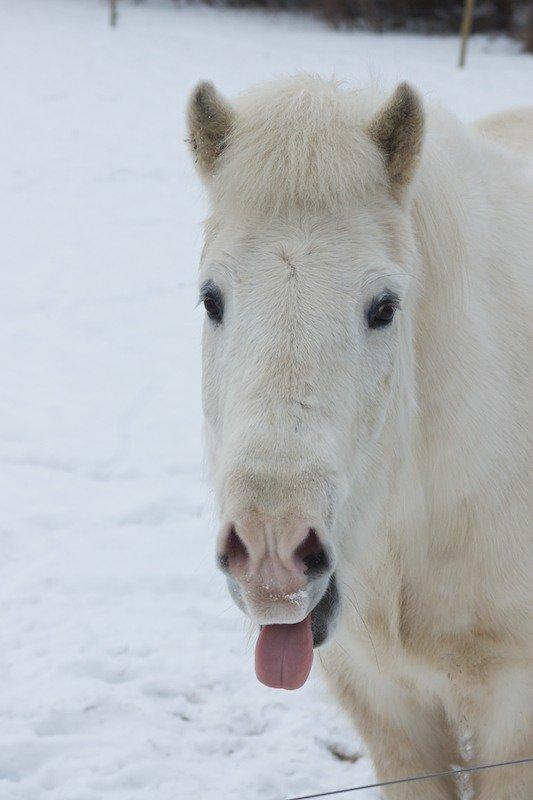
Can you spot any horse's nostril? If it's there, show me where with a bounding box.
[294,528,330,577]
[223,525,248,570]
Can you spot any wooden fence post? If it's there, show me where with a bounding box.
[458,0,475,67]
[110,0,118,27]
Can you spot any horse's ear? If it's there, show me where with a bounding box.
[187,81,235,181]
[368,82,424,200]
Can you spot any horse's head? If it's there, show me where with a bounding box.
[187,76,424,689]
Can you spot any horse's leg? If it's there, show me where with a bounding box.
[362,704,461,800]
[468,668,533,800]
[327,671,461,800]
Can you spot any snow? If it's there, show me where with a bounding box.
[0,1,531,798]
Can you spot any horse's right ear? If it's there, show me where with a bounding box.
[187,81,235,181]
[367,82,425,201]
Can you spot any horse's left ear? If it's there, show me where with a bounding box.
[368,82,425,200]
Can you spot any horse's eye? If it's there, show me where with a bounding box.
[367,295,399,329]
[203,294,223,323]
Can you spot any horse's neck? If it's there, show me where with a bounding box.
[407,110,528,525]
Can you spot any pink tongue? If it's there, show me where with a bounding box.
[255,615,313,690]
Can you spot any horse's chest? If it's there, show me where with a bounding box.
[343,565,481,683]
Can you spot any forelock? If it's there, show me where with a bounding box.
[211,75,388,216]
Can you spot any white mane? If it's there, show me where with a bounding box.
[212,76,388,215]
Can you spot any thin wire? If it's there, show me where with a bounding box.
[286,757,533,800]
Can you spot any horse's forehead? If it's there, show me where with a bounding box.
[208,209,406,288]
[226,235,350,292]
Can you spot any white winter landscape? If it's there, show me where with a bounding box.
[0,1,531,799]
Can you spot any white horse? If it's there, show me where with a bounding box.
[186,75,532,799]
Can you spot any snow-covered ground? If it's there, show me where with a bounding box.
[0,1,531,798]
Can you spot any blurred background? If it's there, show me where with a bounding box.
[314,0,531,48]
[123,0,533,49]
[1,2,531,800]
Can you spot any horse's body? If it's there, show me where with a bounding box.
[187,77,532,799]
